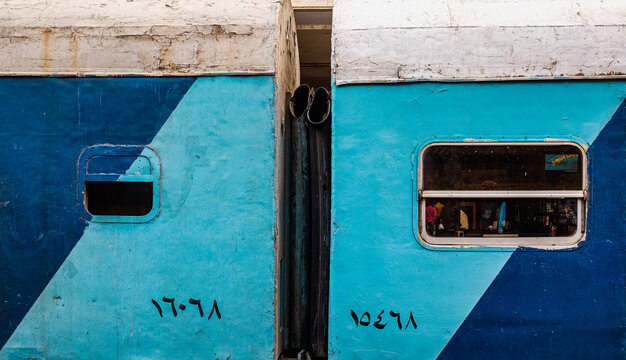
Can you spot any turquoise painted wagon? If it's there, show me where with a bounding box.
[0,1,298,358]
[329,0,626,359]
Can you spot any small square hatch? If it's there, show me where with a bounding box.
[77,145,160,223]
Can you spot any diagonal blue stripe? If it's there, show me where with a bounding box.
[0,77,195,348]
[0,76,278,360]
[437,99,626,360]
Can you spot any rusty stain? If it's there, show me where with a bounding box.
[2,18,274,77]
[70,33,79,70]
[157,39,197,73]
[211,25,226,35]
[41,28,53,71]
[158,40,173,70]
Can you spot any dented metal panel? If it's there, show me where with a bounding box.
[333,0,626,84]
[0,0,289,76]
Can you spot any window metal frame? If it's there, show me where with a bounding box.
[417,141,587,248]
[77,145,161,223]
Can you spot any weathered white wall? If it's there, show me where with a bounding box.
[333,0,626,84]
[0,0,287,76]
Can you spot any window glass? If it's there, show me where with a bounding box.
[422,145,582,190]
[419,143,585,247]
[424,198,578,238]
[85,181,153,216]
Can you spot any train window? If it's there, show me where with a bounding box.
[418,142,586,247]
[77,145,160,223]
[85,181,153,216]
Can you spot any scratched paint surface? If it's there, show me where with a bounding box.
[328,81,626,359]
[0,76,278,359]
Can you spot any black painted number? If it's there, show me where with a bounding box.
[350,309,417,330]
[151,297,222,320]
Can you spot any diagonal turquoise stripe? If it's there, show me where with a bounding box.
[0,77,195,350]
[0,76,278,360]
[328,80,626,360]
[436,98,626,360]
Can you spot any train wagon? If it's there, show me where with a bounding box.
[0,0,298,359]
[329,0,626,359]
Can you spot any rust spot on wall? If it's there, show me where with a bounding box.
[211,25,226,35]
[70,33,79,70]
[41,28,53,71]
[159,39,173,69]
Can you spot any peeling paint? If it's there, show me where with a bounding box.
[0,0,288,77]
[333,0,626,84]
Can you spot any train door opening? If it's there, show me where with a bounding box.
[281,3,332,360]
[295,8,332,90]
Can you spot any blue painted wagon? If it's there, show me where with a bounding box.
[329,0,626,359]
[0,0,298,358]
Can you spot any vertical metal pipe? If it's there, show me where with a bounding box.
[306,87,331,358]
[284,85,332,358]
[288,84,312,351]
[290,84,313,119]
